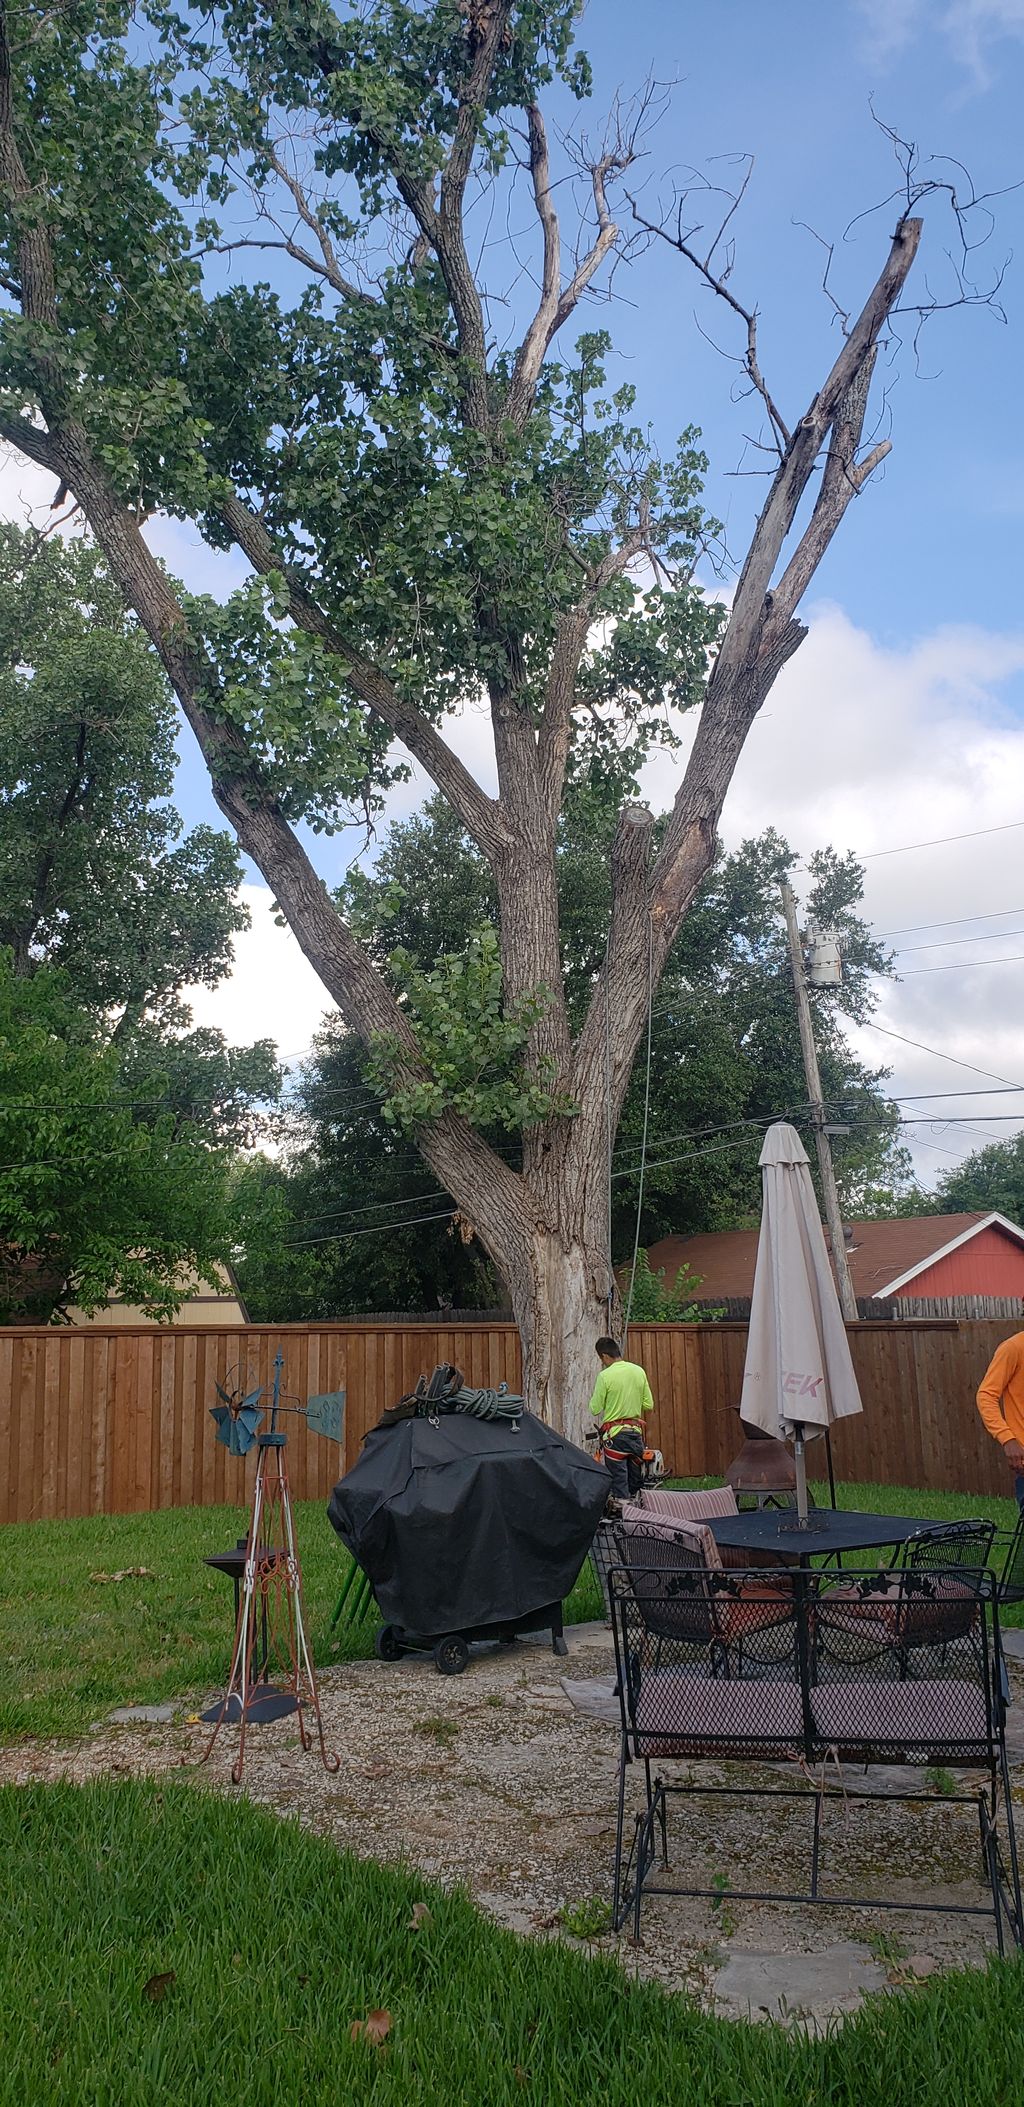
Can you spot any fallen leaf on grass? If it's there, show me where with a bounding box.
[89,1568,156,1584]
[408,1902,433,1931]
[514,2069,530,2088]
[349,2009,392,2046]
[185,1714,202,1726]
[142,1972,175,2002]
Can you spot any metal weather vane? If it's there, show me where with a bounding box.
[200,1349,344,1783]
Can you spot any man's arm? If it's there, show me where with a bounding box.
[588,1368,609,1421]
[977,1341,1024,1468]
[641,1372,655,1415]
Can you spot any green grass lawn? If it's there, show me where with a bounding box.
[1,1776,1021,2107]
[0,1497,603,1741]
[0,1477,1018,1743]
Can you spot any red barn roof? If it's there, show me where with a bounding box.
[644,1210,1024,1304]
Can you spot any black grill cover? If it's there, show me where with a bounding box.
[327,1410,608,1636]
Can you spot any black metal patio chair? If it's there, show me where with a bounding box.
[614,1512,794,1680]
[821,1519,995,1675]
[610,1561,1022,1953]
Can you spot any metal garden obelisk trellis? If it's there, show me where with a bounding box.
[200,1349,343,1784]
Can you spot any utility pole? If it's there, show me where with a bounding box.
[780,880,859,1324]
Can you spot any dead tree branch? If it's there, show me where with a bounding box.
[629,162,792,453]
[505,100,635,427]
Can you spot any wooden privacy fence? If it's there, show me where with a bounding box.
[0,1317,1015,1526]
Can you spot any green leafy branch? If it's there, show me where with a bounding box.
[367,925,576,1132]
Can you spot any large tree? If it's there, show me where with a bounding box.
[0,0,983,1431]
[235,801,907,1320]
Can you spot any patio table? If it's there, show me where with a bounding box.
[708,1507,947,1570]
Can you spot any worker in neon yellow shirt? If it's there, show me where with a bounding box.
[588,1336,654,1500]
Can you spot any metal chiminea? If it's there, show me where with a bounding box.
[724,1400,798,1497]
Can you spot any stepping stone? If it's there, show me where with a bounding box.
[713,1941,888,2027]
[106,1703,177,1724]
[1001,1630,1024,1663]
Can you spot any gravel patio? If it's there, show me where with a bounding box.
[3,1618,1022,2027]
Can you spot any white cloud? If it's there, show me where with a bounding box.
[857,0,925,60]
[183,886,337,1066]
[640,601,1024,1191]
[858,0,1024,75]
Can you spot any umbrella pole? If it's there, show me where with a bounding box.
[794,1427,808,1529]
[825,1427,837,1510]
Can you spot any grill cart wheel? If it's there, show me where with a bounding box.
[374,1624,404,1662]
[433,1634,470,1676]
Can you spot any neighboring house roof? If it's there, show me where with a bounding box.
[643,1211,1024,1304]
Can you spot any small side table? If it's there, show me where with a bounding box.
[204,1539,274,1683]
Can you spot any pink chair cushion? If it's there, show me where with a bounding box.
[619,1507,722,1570]
[634,1670,804,1757]
[825,1576,979,1644]
[633,1485,788,1571]
[811,1679,987,1754]
[642,1486,739,1522]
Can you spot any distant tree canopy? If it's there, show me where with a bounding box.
[935,1134,1024,1227]
[0,528,248,1027]
[0,957,243,1321]
[235,797,908,1320]
[0,530,280,1320]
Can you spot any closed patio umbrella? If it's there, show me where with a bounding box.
[740,1122,863,1526]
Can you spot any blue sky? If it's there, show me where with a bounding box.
[6,0,1024,1188]
[568,0,1024,651]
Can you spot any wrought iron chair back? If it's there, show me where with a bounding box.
[614,1522,717,1647]
[901,1519,996,1575]
[894,1522,996,1654]
[996,1508,1024,1606]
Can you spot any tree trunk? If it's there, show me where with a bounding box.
[511,1225,617,1449]
[463,1111,617,1445]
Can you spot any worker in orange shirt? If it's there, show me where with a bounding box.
[976,1328,1024,1508]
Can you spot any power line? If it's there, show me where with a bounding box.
[860,1020,1024,1093]
[894,1113,1024,1125]
[0,1075,381,1117]
[286,1208,457,1249]
[885,1087,1024,1100]
[860,819,1024,860]
[880,907,1024,940]
[276,1101,1020,1250]
[893,926,1024,955]
[899,954,1024,976]
[281,1107,802,1237]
